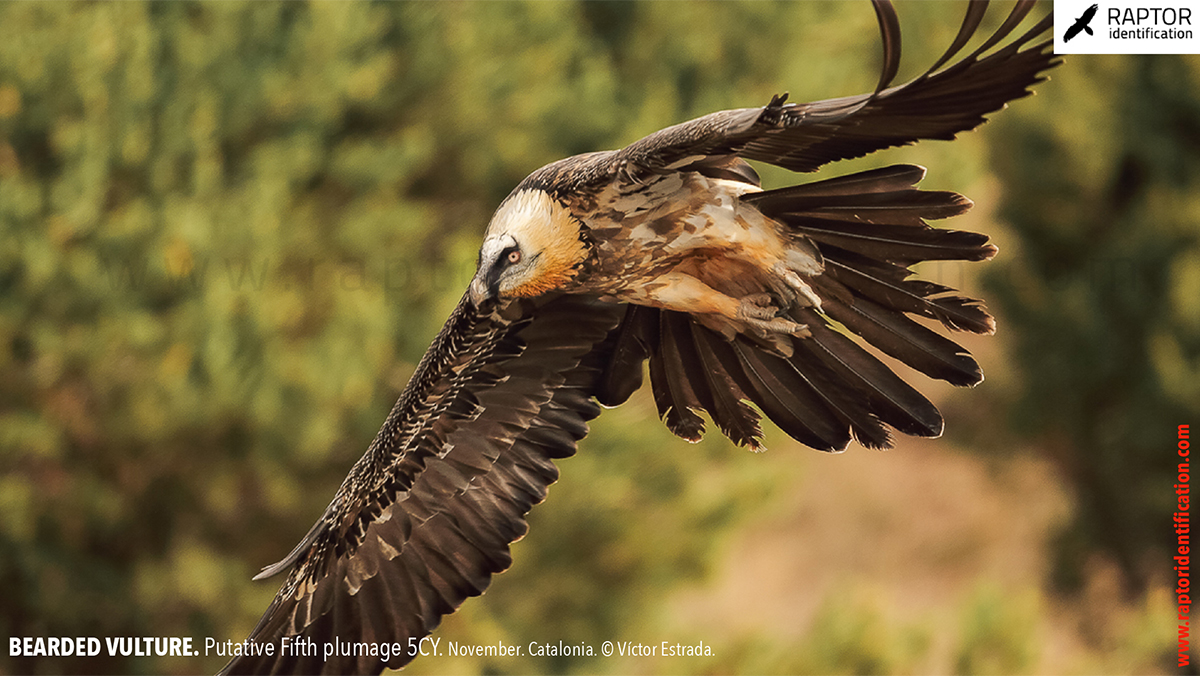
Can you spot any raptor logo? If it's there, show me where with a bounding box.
[1065,3,1099,41]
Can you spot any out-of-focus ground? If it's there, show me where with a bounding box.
[657,323,1175,675]
[668,438,1170,674]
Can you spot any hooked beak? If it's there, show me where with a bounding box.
[468,274,492,308]
[469,234,514,308]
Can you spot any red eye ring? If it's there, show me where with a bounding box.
[507,250,521,264]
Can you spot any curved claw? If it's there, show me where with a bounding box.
[771,262,823,312]
[736,294,811,338]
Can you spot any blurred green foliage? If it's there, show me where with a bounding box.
[984,53,1200,593]
[0,1,1196,674]
[953,584,1040,675]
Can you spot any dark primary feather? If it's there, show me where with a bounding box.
[685,315,763,447]
[594,304,654,407]
[647,311,708,442]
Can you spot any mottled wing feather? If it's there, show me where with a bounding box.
[220,295,625,676]
[618,0,1055,175]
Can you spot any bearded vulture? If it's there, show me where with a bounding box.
[222,1,1057,673]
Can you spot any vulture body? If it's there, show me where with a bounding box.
[223,2,1058,673]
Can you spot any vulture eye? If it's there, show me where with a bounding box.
[506,249,522,265]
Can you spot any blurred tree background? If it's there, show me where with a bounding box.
[0,1,1195,674]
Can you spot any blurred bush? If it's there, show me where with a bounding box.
[984,53,1200,594]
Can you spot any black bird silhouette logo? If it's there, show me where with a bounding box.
[1065,3,1099,42]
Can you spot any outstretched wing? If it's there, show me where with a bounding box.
[220,295,625,675]
[587,0,1058,453]
[618,0,1055,175]
[596,164,995,452]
